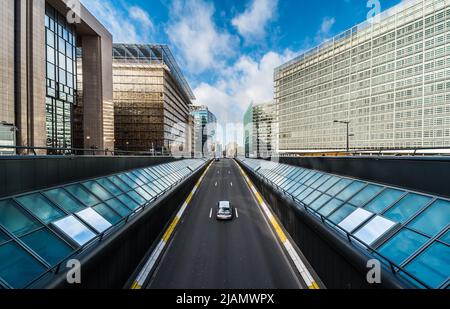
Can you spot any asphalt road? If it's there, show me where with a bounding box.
[146,159,305,289]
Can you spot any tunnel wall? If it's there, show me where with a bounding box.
[273,156,450,198]
[0,156,178,198]
[43,162,208,289]
[238,161,413,289]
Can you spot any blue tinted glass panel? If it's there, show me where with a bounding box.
[378,229,429,265]
[44,189,85,213]
[0,230,9,245]
[95,178,123,196]
[310,194,332,210]
[303,191,322,205]
[52,215,96,246]
[440,230,450,244]
[408,199,450,237]
[0,242,46,288]
[21,228,73,265]
[305,173,323,186]
[0,200,41,237]
[65,185,100,207]
[128,191,146,205]
[327,179,352,196]
[82,181,113,201]
[297,187,313,200]
[117,194,140,210]
[135,187,153,200]
[293,185,307,197]
[133,170,150,183]
[317,176,340,192]
[328,204,356,224]
[126,173,145,186]
[336,181,366,201]
[16,194,65,224]
[405,242,450,288]
[318,199,344,217]
[105,199,132,217]
[287,183,302,195]
[108,176,132,192]
[92,204,121,225]
[384,194,432,224]
[348,185,383,207]
[118,174,139,188]
[364,189,405,213]
[310,175,331,189]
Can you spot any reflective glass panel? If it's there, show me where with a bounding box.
[353,216,397,245]
[336,181,366,201]
[327,179,352,196]
[310,194,332,211]
[297,187,313,200]
[52,215,96,246]
[348,185,383,207]
[317,176,340,192]
[378,229,429,265]
[44,189,85,213]
[118,174,139,188]
[82,181,113,201]
[339,208,374,233]
[21,228,73,265]
[92,204,121,225]
[95,178,123,196]
[384,194,433,224]
[0,200,41,237]
[303,191,322,205]
[135,188,153,201]
[76,208,112,233]
[405,242,450,288]
[0,242,46,288]
[318,199,344,217]
[364,189,405,213]
[0,230,9,245]
[16,194,65,224]
[310,175,331,189]
[105,199,132,217]
[408,199,450,237]
[117,194,140,211]
[127,191,146,205]
[440,230,450,244]
[328,204,356,224]
[65,185,100,207]
[125,173,145,186]
[108,176,132,192]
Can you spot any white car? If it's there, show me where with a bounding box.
[216,201,234,221]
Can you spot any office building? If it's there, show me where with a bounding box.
[244,102,277,157]
[112,44,195,155]
[190,105,217,157]
[0,0,113,154]
[275,0,450,152]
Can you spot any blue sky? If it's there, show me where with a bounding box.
[80,0,403,145]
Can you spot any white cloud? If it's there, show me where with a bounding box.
[80,0,153,43]
[193,49,296,145]
[166,0,236,74]
[231,0,279,42]
[316,16,336,42]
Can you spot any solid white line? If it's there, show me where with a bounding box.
[230,182,233,187]
[235,208,239,218]
[209,208,213,218]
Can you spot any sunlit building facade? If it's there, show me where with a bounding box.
[0,0,113,154]
[190,105,217,157]
[112,44,195,155]
[275,0,450,152]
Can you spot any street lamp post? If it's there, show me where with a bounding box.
[334,120,353,152]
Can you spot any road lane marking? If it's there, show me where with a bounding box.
[234,160,320,290]
[215,182,217,187]
[235,208,239,218]
[131,161,213,289]
[209,208,213,218]
[230,182,233,187]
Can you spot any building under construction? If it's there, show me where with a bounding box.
[112,44,195,155]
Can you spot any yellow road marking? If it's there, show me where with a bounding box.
[309,281,320,289]
[162,216,180,242]
[270,217,288,243]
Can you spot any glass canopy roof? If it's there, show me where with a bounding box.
[238,158,449,289]
[0,159,206,289]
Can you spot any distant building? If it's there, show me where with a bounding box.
[244,102,277,158]
[0,0,113,154]
[190,105,217,157]
[112,44,195,155]
[276,0,450,152]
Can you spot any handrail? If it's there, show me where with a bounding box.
[22,160,208,289]
[238,159,433,289]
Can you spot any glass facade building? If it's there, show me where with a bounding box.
[239,158,449,289]
[190,105,217,157]
[244,102,277,157]
[112,44,195,155]
[45,4,77,149]
[275,0,450,152]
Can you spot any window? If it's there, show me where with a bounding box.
[44,189,85,213]
[0,200,41,237]
[327,178,353,196]
[348,185,383,207]
[378,229,429,265]
[384,194,433,223]
[76,208,112,233]
[364,188,405,213]
[105,198,132,216]
[65,185,100,207]
[82,181,113,201]
[52,215,96,246]
[408,199,450,237]
[16,194,65,224]
[328,204,356,224]
[353,216,397,246]
[405,242,450,288]
[339,208,374,233]
[336,181,366,201]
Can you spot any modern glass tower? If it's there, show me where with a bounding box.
[275,0,450,152]
[244,102,277,158]
[190,105,217,157]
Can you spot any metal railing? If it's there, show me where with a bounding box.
[0,145,192,158]
[238,159,435,289]
[21,160,208,289]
